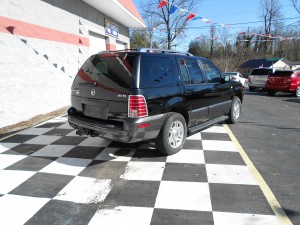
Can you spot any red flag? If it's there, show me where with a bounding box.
[157,0,168,8]
[186,13,196,21]
[239,31,246,35]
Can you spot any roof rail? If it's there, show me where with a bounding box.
[98,49,138,54]
[97,48,193,56]
[137,48,193,56]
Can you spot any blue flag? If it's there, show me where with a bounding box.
[169,5,179,14]
[192,16,203,20]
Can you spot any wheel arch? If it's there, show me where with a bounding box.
[162,97,189,126]
[234,90,243,103]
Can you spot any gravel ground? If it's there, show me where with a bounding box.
[0,107,69,140]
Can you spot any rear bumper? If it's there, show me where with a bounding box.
[265,84,296,92]
[248,83,266,88]
[68,110,167,143]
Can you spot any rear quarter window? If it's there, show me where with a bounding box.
[139,56,174,88]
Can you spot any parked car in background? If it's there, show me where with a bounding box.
[248,68,275,91]
[223,72,247,87]
[68,48,243,155]
[265,70,300,97]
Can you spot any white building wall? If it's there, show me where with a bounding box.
[272,59,290,70]
[0,0,130,128]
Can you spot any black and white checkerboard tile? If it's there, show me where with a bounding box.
[0,115,280,225]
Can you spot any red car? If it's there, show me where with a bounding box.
[265,70,300,97]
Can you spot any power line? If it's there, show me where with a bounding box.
[131,16,300,31]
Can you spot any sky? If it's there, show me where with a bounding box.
[132,0,300,51]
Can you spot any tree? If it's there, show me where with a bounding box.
[259,0,282,53]
[130,30,159,49]
[130,30,150,48]
[188,39,209,57]
[140,0,198,50]
[291,0,300,14]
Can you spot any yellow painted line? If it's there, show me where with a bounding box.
[224,124,293,225]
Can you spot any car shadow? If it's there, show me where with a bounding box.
[284,98,300,103]
[238,121,300,132]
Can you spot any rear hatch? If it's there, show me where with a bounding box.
[267,71,293,87]
[249,68,273,85]
[72,52,136,121]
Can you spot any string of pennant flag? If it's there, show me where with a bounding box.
[156,0,300,41]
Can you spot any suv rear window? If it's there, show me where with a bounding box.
[139,56,173,88]
[271,71,293,77]
[79,53,134,89]
[251,69,273,75]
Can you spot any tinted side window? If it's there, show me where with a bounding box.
[201,60,221,83]
[185,59,204,84]
[178,58,204,84]
[139,56,173,88]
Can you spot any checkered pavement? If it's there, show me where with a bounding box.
[0,115,280,225]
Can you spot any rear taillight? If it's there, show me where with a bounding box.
[248,76,251,82]
[128,95,148,118]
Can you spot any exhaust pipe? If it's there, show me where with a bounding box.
[76,131,83,136]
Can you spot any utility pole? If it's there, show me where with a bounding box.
[237,41,245,68]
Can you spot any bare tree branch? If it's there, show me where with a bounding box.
[291,0,300,14]
[140,0,199,50]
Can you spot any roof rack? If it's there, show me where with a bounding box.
[137,48,193,56]
[97,48,193,56]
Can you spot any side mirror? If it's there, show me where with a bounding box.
[224,75,230,82]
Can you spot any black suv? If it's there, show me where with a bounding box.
[68,49,243,155]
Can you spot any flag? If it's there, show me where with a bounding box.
[186,13,196,21]
[157,0,168,8]
[202,18,213,23]
[239,31,246,35]
[169,5,179,14]
[192,16,203,20]
[221,24,231,29]
[178,8,187,15]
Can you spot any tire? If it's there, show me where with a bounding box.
[155,113,187,156]
[249,87,254,92]
[294,85,300,97]
[267,90,276,96]
[227,97,241,124]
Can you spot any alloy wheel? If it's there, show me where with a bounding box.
[168,121,184,148]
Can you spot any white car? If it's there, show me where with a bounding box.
[223,72,247,87]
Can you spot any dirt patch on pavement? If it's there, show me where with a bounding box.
[0,106,69,139]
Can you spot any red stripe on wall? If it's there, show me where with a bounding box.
[117,0,144,23]
[0,16,89,46]
[106,44,116,51]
